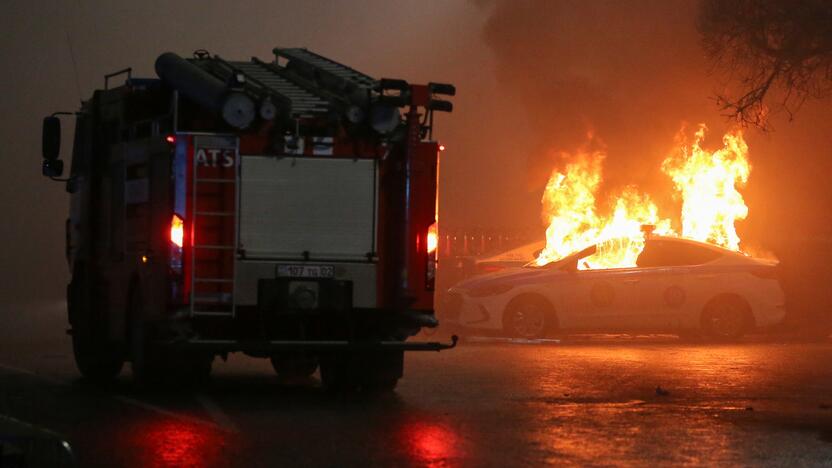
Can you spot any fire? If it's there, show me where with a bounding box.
[662,125,750,251]
[535,125,750,268]
[534,146,672,269]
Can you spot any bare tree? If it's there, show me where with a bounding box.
[698,0,832,128]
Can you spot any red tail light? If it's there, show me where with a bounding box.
[170,214,184,248]
[169,213,186,303]
[427,222,438,255]
[425,222,438,291]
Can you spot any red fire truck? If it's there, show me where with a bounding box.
[40,48,456,390]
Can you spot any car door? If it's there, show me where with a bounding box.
[628,239,723,329]
[558,260,634,331]
[621,264,689,330]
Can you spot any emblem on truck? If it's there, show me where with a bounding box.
[195,148,235,168]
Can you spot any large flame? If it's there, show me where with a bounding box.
[534,146,672,269]
[535,125,750,269]
[662,125,750,251]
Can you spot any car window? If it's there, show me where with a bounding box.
[636,240,722,267]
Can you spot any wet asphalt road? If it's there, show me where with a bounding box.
[1,301,832,467]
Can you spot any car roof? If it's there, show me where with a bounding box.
[645,235,776,264]
[648,235,740,254]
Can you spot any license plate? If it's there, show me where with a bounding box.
[276,264,335,278]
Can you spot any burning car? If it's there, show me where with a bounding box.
[444,234,785,339]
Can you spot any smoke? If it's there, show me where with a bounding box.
[477,0,727,198]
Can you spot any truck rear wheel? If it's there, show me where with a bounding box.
[68,272,123,382]
[270,354,318,378]
[319,351,402,393]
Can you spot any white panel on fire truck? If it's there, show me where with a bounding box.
[239,157,376,261]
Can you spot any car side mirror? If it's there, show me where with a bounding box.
[42,116,61,161]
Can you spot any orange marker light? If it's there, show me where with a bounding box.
[141,255,148,264]
[170,214,184,248]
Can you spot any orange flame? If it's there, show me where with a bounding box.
[534,147,672,269]
[662,125,750,251]
[535,125,750,268]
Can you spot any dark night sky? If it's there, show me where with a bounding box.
[2,0,831,305]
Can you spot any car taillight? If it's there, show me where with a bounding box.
[170,214,184,248]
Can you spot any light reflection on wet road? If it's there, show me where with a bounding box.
[1,302,831,466]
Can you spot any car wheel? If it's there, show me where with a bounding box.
[503,296,554,339]
[702,296,751,340]
[676,329,702,342]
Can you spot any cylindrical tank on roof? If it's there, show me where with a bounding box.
[155,52,255,129]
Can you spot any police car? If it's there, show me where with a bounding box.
[444,236,785,339]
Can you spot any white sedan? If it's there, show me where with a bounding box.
[443,236,785,340]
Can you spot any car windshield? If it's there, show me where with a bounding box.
[527,236,644,270]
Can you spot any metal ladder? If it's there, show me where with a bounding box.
[274,48,378,90]
[190,147,238,317]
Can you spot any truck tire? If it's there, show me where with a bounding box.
[128,285,165,383]
[320,351,402,393]
[360,351,402,393]
[270,354,318,378]
[319,354,361,392]
[68,270,123,382]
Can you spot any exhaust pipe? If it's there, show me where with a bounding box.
[155,52,255,129]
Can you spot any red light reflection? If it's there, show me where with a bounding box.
[129,419,232,468]
[399,420,462,467]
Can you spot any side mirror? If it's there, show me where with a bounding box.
[42,159,64,178]
[42,116,61,161]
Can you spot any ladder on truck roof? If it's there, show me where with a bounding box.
[190,137,239,317]
[274,48,378,90]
